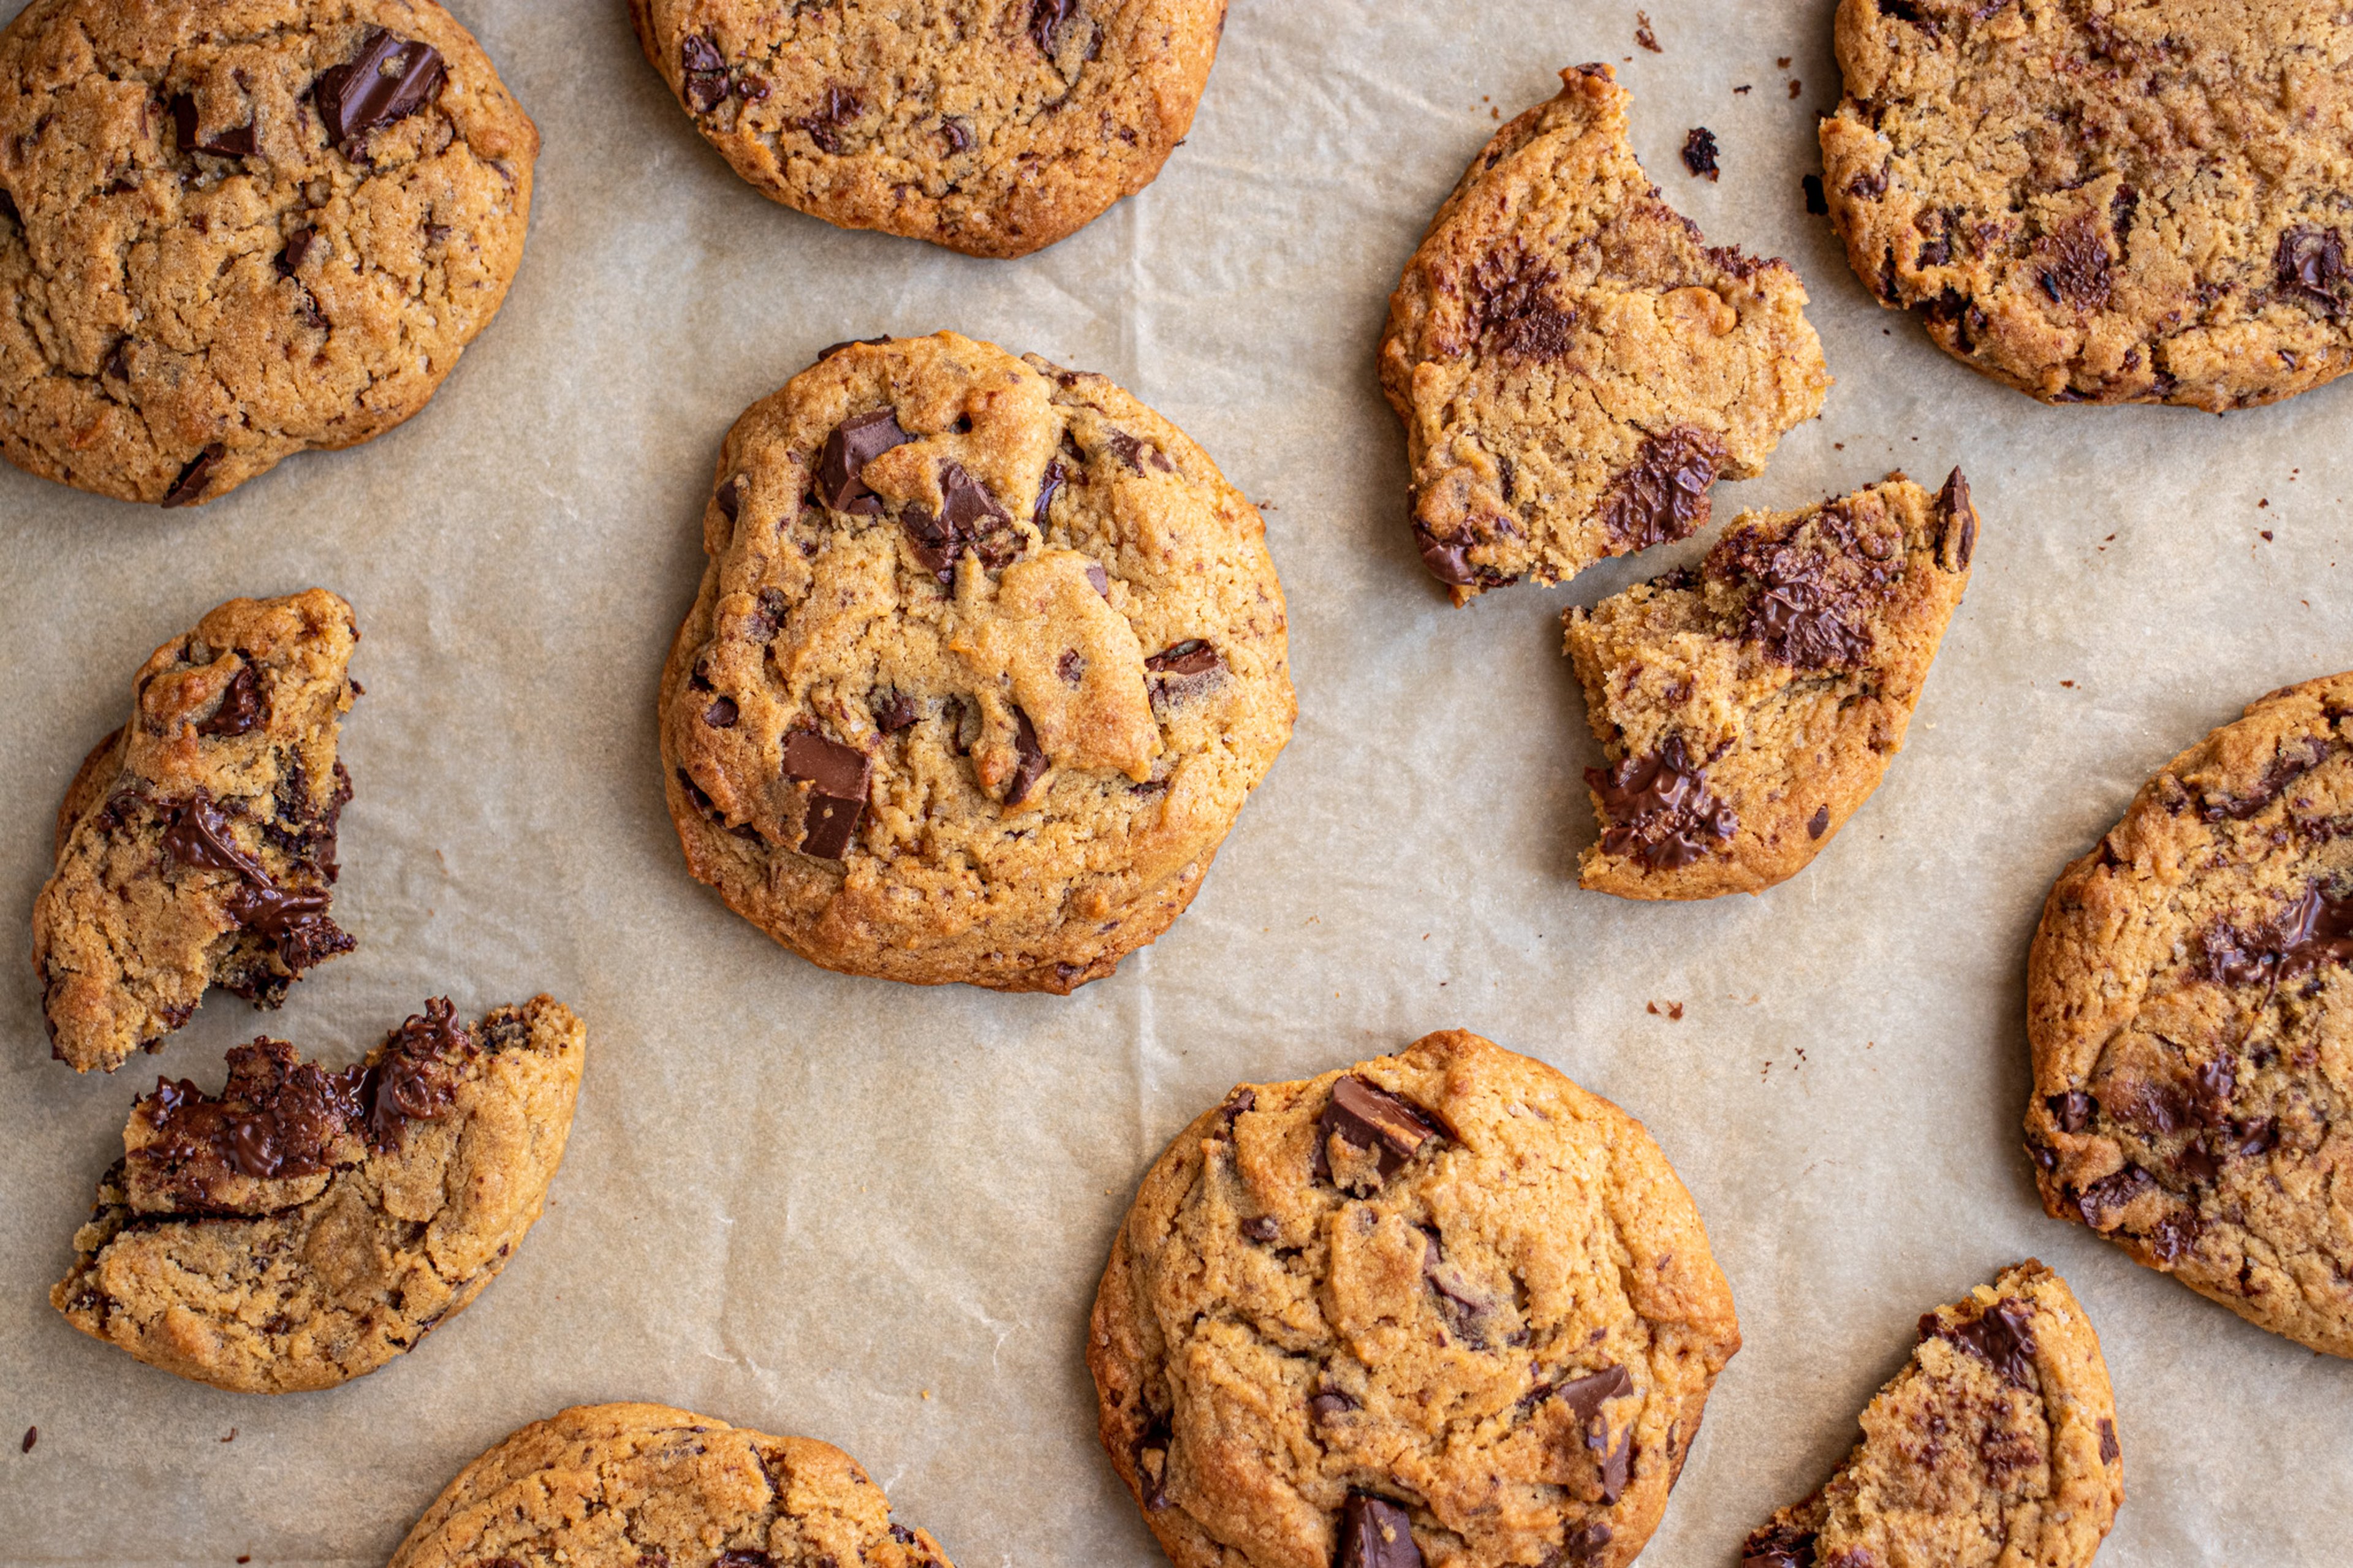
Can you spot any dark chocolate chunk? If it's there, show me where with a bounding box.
[1036,459,1069,525]
[276,225,317,278]
[224,884,349,971]
[2098,1417,2120,1464]
[1336,1493,1423,1568]
[2075,1164,2154,1231]
[1594,1425,1632,1503]
[172,96,256,157]
[161,791,269,883]
[1728,512,1876,670]
[1412,522,1481,587]
[1472,251,1575,362]
[781,730,872,857]
[939,462,1010,536]
[876,690,919,732]
[2193,737,2332,822]
[197,664,267,737]
[1085,562,1110,599]
[1597,427,1722,550]
[1240,1215,1279,1242]
[702,696,740,729]
[2200,885,2353,983]
[1802,173,1828,216]
[316,32,445,147]
[714,474,744,522]
[1004,708,1050,806]
[680,34,731,112]
[1681,127,1720,180]
[1307,1389,1357,1421]
[2048,1091,2095,1133]
[1145,640,1221,678]
[1133,1412,1173,1510]
[363,998,471,1151]
[1319,1075,1444,1178]
[18,1427,31,1453]
[1029,0,1075,54]
[1806,805,1830,839]
[1547,1363,1632,1429]
[1556,1521,1615,1566]
[1056,650,1085,684]
[1939,1298,2037,1387]
[2036,214,2112,311]
[1586,735,1737,869]
[817,408,914,513]
[1107,431,1148,471]
[2276,225,2347,317]
[1938,467,1977,569]
[818,336,893,362]
[713,1551,774,1567]
[162,445,223,508]
[796,85,863,152]
[1741,1523,1818,1568]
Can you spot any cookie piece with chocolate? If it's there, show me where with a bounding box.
[628,0,1224,258]
[0,0,538,506]
[1088,1029,1739,1568]
[1379,64,1828,604]
[52,996,584,1395]
[1742,1261,2121,1568]
[2028,670,2353,1356]
[388,1402,952,1568]
[1823,0,2353,409]
[658,332,1293,993]
[1563,470,1977,899]
[34,590,361,1072]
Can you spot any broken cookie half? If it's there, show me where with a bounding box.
[33,589,360,1072]
[1379,63,1828,604]
[1742,1260,2122,1568]
[52,995,584,1395]
[1564,470,1977,899]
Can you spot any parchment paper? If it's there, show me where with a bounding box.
[4,1,2350,1562]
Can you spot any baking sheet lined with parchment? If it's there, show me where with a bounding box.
[2,1,2349,1562]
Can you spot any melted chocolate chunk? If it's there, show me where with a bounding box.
[2200,885,2353,983]
[162,446,222,508]
[196,664,267,737]
[161,791,270,883]
[1936,1298,2036,1387]
[2036,214,2112,310]
[225,884,350,971]
[681,34,731,113]
[1004,708,1050,806]
[1938,467,1977,569]
[714,474,744,522]
[1598,428,1722,550]
[1035,458,1069,525]
[2276,225,2347,317]
[1722,507,1879,668]
[903,464,1017,581]
[818,335,892,362]
[1412,522,1482,588]
[781,731,872,857]
[1587,735,1737,869]
[1742,1524,1818,1568]
[2194,737,2331,822]
[1029,0,1075,54]
[276,225,317,278]
[1681,126,1720,180]
[138,1039,368,1190]
[1336,1493,1423,1568]
[1319,1076,1444,1178]
[171,96,256,157]
[2075,1164,2154,1231]
[2048,1091,2095,1133]
[315,32,445,147]
[797,85,863,153]
[1145,640,1221,678]
[364,998,472,1151]
[1472,251,1575,362]
[817,408,914,514]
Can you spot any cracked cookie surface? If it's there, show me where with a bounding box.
[1823,0,2353,410]
[52,994,583,1395]
[1379,64,1827,604]
[0,0,537,507]
[1087,1029,1739,1568]
[659,331,1292,993]
[2028,671,2353,1357]
[1742,1261,2121,1568]
[1563,471,1977,900]
[34,589,360,1073]
[628,0,1225,258]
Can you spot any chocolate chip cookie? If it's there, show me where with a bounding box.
[1741,1260,2122,1568]
[388,1402,953,1568]
[52,995,583,1395]
[1087,1029,1740,1568]
[628,0,1224,259]
[1823,0,2353,410]
[1379,64,1828,604]
[34,590,360,1074]
[0,0,538,507]
[2027,672,2353,1357]
[1563,471,1977,900]
[659,332,1292,993]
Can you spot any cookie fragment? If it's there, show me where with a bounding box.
[2027,670,2353,1356]
[1741,1261,2121,1568]
[1089,1029,1738,1568]
[1563,471,1977,898]
[1822,0,2353,409]
[34,591,361,1072]
[386,1402,952,1568]
[51,996,585,1395]
[1379,64,1827,603]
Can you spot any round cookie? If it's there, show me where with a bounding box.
[1086,1029,1740,1568]
[659,332,1292,993]
[388,1403,953,1568]
[1822,0,2353,410]
[627,0,1226,259]
[2028,672,2353,1357]
[0,0,538,507]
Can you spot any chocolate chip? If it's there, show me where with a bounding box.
[1802,173,1828,216]
[2098,1417,2120,1464]
[1240,1215,1279,1242]
[1741,1524,1817,1568]
[1004,708,1050,805]
[1107,431,1148,471]
[1806,805,1830,839]
[276,225,317,278]
[2276,225,2347,317]
[1938,468,1977,570]
[1681,127,1719,180]
[1336,1493,1422,1568]
[1029,0,1075,55]
[781,730,871,857]
[818,409,914,513]
[876,690,919,732]
[0,188,18,228]
[680,34,731,113]
[315,32,445,148]
[1058,650,1084,684]
[1938,1298,2037,1387]
[2048,1091,2095,1133]
[1319,1075,1444,1178]
[1597,427,1722,551]
[715,474,744,521]
[197,664,267,737]
[1307,1389,1357,1421]
[942,117,972,152]
[702,696,739,729]
[1145,640,1221,678]
[161,790,269,883]
[162,445,223,507]
[749,587,788,643]
[1587,735,1737,869]
[1085,562,1110,599]
[797,85,862,151]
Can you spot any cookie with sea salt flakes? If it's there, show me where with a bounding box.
[1741,1260,2121,1568]
[659,332,1292,993]
[1822,0,2353,409]
[628,0,1226,259]
[0,0,537,507]
[1562,470,1976,900]
[34,589,360,1074]
[387,1403,953,1568]
[1088,1029,1740,1568]
[1379,63,1827,604]
[53,995,583,1395]
[2026,670,2353,1357]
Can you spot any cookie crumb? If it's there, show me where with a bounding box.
[221,1428,237,1442]
[18,1426,32,1453]
[1635,10,1662,51]
[1682,127,1721,180]
[1776,56,1791,67]
[1735,83,1752,94]
[1787,79,1802,98]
